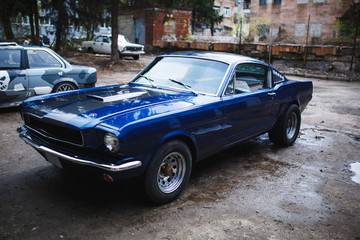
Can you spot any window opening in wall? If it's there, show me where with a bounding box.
[260,0,267,5]
[223,6,231,17]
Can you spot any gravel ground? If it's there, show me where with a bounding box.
[0,53,359,240]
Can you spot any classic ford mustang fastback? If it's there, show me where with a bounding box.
[18,51,313,204]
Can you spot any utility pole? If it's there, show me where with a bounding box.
[304,14,311,66]
[238,1,243,46]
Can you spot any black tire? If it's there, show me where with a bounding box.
[144,140,192,204]
[53,82,76,93]
[118,51,123,59]
[268,104,301,147]
[133,55,139,60]
[88,47,95,54]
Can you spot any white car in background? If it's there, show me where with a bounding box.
[82,34,145,60]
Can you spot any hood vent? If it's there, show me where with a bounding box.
[88,91,146,102]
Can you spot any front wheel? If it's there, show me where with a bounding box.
[268,104,301,147]
[88,47,95,54]
[144,140,192,204]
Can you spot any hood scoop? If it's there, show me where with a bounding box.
[87,91,147,102]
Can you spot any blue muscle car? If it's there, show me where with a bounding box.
[17,52,313,204]
[0,43,97,108]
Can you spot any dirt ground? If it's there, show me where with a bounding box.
[0,54,359,240]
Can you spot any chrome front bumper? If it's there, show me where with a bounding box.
[18,126,142,172]
[120,50,145,55]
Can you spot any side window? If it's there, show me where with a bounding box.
[225,63,269,95]
[27,50,62,68]
[95,36,103,42]
[0,50,21,69]
[103,36,109,43]
[273,69,285,84]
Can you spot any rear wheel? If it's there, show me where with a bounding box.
[53,82,76,93]
[144,140,192,204]
[268,104,301,147]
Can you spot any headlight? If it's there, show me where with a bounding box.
[123,47,127,50]
[104,133,120,153]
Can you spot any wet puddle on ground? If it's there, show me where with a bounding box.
[350,162,360,184]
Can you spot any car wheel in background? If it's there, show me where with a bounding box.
[144,140,192,204]
[88,48,94,54]
[133,55,139,60]
[268,104,301,147]
[53,82,76,93]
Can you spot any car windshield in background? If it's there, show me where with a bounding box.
[109,35,130,43]
[133,57,229,95]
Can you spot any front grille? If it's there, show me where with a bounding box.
[24,114,83,146]
[127,46,142,51]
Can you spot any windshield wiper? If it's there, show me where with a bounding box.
[137,75,156,88]
[169,78,198,95]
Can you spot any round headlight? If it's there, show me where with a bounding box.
[104,133,120,153]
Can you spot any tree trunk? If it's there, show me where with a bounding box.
[191,11,196,35]
[111,0,119,61]
[0,3,14,40]
[54,0,66,52]
[350,15,359,71]
[34,0,40,46]
[29,13,35,42]
[210,21,214,36]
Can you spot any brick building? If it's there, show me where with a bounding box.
[118,5,192,46]
[213,0,236,35]
[250,0,353,44]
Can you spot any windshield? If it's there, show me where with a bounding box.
[133,57,229,95]
[110,35,130,43]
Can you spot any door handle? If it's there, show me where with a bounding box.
[18,74,26,77]
[268,92,276,97]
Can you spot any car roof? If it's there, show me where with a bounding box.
[0,44,50,50]
[0,44,71,68]
[161,51,265,65]
[0,42,18,46]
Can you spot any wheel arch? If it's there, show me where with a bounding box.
[52,79,79,93]
[150,131,197,166]
[52,78,79,89]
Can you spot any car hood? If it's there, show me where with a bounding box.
[21,84,198,130]
[120,42,143,48]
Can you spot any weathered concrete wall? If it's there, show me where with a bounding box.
[251,0,353,45]
[152,41,360,72]
[118,15,134,42]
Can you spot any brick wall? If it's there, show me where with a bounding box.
[119,8,191,46]
[152,40,360,72]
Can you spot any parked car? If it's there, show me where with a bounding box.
[0,43,97,108]
[82,34,145,60]
[17,52,313,204]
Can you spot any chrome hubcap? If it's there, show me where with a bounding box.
[57,84,74,92]
[286,112,298,139]
[157,152,186,193]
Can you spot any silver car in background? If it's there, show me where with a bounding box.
[0,43,97,108]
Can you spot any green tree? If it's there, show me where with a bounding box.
[339,0,360,71]
[190,0,223,36]
[20,0,41,45]
[0,0,23,39]
[73,0,109,40]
